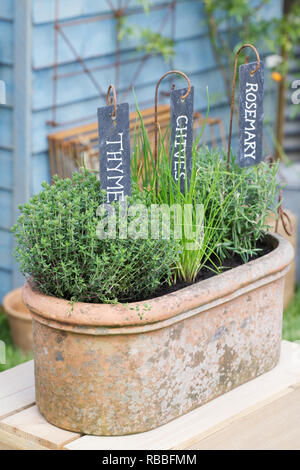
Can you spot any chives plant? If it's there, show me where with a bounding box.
[132,102,280,282]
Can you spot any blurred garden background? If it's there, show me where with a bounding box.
[0,0,299,369]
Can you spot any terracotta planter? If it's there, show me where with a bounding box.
[23,233,293,436]
[267,210,298,309]
[279,163,300,282]
[3,288,33,353]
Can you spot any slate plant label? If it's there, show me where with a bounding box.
[170,86,194,192]
[238,61,264,167]
[98,102,131,203]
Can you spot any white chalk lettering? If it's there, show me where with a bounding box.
[173,115,188,182]
[246,83,258,92]
[106,190,125,202]
[243,83,258,160]
[105,132,125,202]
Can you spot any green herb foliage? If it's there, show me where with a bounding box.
[12,108,280,302]
[12,171,179,304]
[132,102,280,281]
[195,147,280,263]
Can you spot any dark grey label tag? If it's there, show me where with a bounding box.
[97,102,131,203]
[238,61,264,167]
[169,86,194,192]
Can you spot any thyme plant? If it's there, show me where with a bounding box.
[12,171,179,303]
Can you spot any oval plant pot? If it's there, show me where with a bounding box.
[3,288,33,353]
[279,162,300,282]
[267,210,297,309]
[23,233,294,436]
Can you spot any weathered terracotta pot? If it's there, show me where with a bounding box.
[267,210,297,309]
[23,233,293,436]
[3,288,33,353]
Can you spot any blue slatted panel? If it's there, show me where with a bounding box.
[31,152,51,195]
[0,269,12,302]
[0,149,13,190]
[0,108,13,148]
[31,2,205,68]
[0,189,12,231]
[32,0,159,24]
[0,230,12,270]
[0,1,13,21]
[32,0,182,25]
[0,20,13,65]
[0,65,13,105]
[0,8,13,301]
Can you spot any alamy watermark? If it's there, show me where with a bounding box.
[291,80,300,105]
[96,202,204,250]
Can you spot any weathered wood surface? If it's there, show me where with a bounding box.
[0,361,35,421]
[0,341,299,450]
[188,385,300,450]
[0,406,80,450]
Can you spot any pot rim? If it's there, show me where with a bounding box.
[3,287,32,322]
[23,233,294,329]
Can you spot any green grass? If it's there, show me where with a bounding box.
[0,309,33,372]
[282,285,300,343]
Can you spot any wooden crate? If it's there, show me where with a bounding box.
[0,341,300,450]
[48,106,226,178]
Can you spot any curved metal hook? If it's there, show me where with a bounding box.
[275,190,293,237]
[154,70,192,163]
[227,44,261,168]
[106,84,117,119]
[262,157,293,236]
[264,154,274,167]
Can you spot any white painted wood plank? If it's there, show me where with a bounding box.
[0,360,34,400]
[66,341,300,450]
[0,405,80,450]
[0,386,35,420]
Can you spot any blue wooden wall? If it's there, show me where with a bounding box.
[0,0,14,301]
[0,0,281,302]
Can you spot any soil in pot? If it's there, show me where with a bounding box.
[137,239,272,301]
